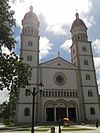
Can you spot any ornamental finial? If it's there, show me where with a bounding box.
[30,5,33,12]
[75,12,79,19]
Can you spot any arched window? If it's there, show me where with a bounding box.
[24,108,30,116]
[27,55,32,61]
[28,28,30,33]
[78,36,80,40]
[84,60,89,65]
[28,41,33,46]
[90,107,95,115]
[25,89,31,96]
[82,46,86,52]
[86,74,90,80]
[88,90,93,97]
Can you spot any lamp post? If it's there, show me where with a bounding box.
[58,106,61,133]
[26,82,44,133]
[55,104,62,133]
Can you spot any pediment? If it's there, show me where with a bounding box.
[40,57,77,69]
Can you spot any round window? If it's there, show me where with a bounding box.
[54,72,66,86]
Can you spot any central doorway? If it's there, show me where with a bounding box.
[56,107,66,121]
[46,108,54,121]
[68,107,76,121]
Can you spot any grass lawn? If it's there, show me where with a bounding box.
[34,126,52,132]
[35,129,50,132]
[37,126,53,128]
[62,128,93,131]
[62,126,94,131]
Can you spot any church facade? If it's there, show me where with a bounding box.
[16,6,100,123]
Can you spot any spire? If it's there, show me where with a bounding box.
[30,5,33,12]
[58,51,60,57]
[75,12,79,19]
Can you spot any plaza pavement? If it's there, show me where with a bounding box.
[1,124,100,133]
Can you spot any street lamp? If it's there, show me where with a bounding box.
[26,82,44,133]
[55,104,62,133]
[58,106,61,133]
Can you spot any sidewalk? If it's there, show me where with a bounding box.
[1,124,100,133]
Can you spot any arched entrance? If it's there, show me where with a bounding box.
[56,103,67,121]
[45,100,67,122]
[46,103,54,121]
[44,100,78,122]
[68,102,77,121]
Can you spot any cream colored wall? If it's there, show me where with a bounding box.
[76,41,100,121]
[22,52,38,65]
[81,71,97,86]
[41,68,78,90]
[71,27,86,37]
[39,62,81,121]
[77,42,91,55]
[79,56,94,70]
[82,87,98,103]
[17,104,32,123]
[85,104,100,120]
[21,36,39,51]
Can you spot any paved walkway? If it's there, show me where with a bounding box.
[1,124,100,133]
[2,129,100,133]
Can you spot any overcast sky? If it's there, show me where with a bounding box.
[1,0,100,104]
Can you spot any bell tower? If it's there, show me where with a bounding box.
[70,13,100,121]
[20,5,40,94]
[21,5,40,68]
[17,6,40,123]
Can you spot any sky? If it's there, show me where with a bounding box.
[1,0,100,104]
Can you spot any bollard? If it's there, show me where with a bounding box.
[51,127,55,133]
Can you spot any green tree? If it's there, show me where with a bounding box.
[0,0,31,122]
[0,0,16,50]
[0,0,30,91]
[0,100,14,124]
[0,101,10,120]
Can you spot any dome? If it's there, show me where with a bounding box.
[22,6,39,29]
[70,13,87,32]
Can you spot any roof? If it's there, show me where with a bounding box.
[22,6,39,27]
[40,57,77,70]
[70,13,87,32]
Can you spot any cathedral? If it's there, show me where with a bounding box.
[16,6,100,123]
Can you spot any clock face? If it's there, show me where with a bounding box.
[54,72,66,86]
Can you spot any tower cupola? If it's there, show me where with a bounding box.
[22,6,39,36]
[70,13,88,41]
[22,6,39,29]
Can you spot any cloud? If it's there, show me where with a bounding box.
[9,0,33,26]
[1,46,11,55]
[94,57,100,91]
[9,0,93,35]
[60,40,72,53]
[19,0,25,3]
[46,24,67,35]
[0,90,9,104]
[94,57,100,70]
[97,78,100,90]
[10,0,16,4]
[92,39,100,56]
[38,0,93,35]
[83,15,95,28]
[39,37,53,60]
[9,0,100,93]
